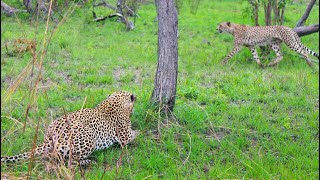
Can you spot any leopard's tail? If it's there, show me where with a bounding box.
[1,144,45,163]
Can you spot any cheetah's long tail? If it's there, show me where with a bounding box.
[1,144,45,163]
[303,45,319,60]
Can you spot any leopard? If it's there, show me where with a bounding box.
[1,91,139,166]
[217,22,319,67]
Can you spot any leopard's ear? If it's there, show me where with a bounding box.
[227,22,231,27]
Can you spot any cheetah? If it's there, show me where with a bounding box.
[1,91,139,166]
[217,22,319,67]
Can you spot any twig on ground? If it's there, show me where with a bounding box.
[182,133,192,165]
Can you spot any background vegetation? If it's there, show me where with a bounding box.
[1,0,319,179]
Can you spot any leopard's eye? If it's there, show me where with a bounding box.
[130,94,136,102]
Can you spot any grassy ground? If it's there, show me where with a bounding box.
[1,0,319,179]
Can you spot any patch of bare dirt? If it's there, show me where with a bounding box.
[205,126,231,141]
[113,67,125,81]
[113,67,143,86]
[57,71,73,84]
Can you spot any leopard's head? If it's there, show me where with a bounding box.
[97,91,136,117]
[217,22,235,34]
[97,91,137,146]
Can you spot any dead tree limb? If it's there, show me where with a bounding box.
[294,24,319,37]
[295,0,316,27]
[93,0,116,10]
[1,1,27,16]
[116,0,134,30]
[93,0,135,31]
[93,12,123,22]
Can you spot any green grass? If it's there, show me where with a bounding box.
[1,0,319,179]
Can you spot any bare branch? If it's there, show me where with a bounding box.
[294,24,319,37]
[93,0,117,10]
[1,1,27,16]
[295,0,316,27]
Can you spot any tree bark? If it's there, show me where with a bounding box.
[295,0,316,27]
[116,0,134,30]
[263,1,272,26]
[280,6,285,25]
[37,0,48,13]
[249,0,259,26]
[1,1,27,16]
[151,0,178,112]
[253,3,259,26]
[294,24,319,37]
[272,0,280,25]
[117,0,124,15]
[23,0,33,13]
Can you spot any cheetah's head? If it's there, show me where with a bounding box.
[217,22,234,34]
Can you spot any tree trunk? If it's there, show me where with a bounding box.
[280,6,285,25]
[151,0,178,112]
[37,0,47,13]
[295,0,316,27]
[24,0,33,13]
[264,0,272,26]
[116,0,134,30]
[249,0,259,26]
[253,3,259,26]
[272,0,280,25]
[117,0,124,15]
[294,24,319,37]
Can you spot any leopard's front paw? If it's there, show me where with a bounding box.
[131,130,140,139]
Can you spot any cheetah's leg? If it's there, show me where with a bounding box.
[296,48,313,68]
[301,51,313,68]
[268,40,283,67]
[221,46,242,64]
[249,47,264,67]
[286,42,313,67]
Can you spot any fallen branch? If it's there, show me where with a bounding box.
[1,1,27,16]
[293,24,319,37]
[93,12,123,22]
[93,12,134,30]
[92,0,136,31]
